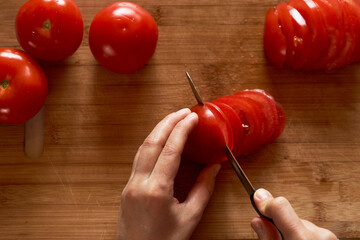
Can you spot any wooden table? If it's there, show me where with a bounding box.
[1,0,359,239]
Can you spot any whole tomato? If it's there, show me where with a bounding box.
[0,48,48,125]
[89,2,158,74]
[16,0,83,61]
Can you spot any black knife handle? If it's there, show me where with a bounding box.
[250,190,284,239]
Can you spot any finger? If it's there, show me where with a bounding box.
[251,217,282,240]
[150,112,198,182]
[132,108,191,177]
[253,188,307,238]
[183,164,222,222]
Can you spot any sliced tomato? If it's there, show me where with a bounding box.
[183,104,228,164]
[287,5,311,69]
[264,8,287,68]
[212,95,264,155]
[268,102,286,142]
[329,0,359,68]
[299,0,328,69]
[235,89,278,144]
[288,0,325,69]
[313,0,344,69]
[205,102,234,151]
[210,102,244,156]
[276,2,296,68]
[350,0,360,62]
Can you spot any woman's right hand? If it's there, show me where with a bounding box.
[251,188,338,240]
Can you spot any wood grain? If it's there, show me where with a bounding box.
[1,0,360,239]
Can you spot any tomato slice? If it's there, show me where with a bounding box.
[235,89,278,144]
[287,5,311,69]
[276,2,296,68]
[312,0,344,69]
[183,104,228,164]
[210,102,244,157]
[329,0,359,68]
[205,102,234,151]
[268,102,286,142]
[288,0,326,69]
[350,0,360,62]
[264,8,287,68]
[212,95,263,155]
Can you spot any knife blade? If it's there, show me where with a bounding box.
[225,145,283,239]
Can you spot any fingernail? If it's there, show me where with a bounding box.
[251,219,263,236]
[185,112,198,121]
[176,108,190,115]
[254,188,273,201]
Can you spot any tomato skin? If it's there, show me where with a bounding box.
[183,104,228,164]
[264,8,287,68]
[0,48,48,125]
[16,0,83,61]
[89,2,158,74]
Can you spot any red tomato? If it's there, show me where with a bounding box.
[184,90,285,164]
[264,0,360,70]
[288,0,327,69]
[287,5,311,69]
[268,102,286,142]
[212,95,264,155]
[235,89,278,144]
[0,48,48,124]
[276,3,296,67]
[16,0,83,61]
[264,8,287,68]
[89,2,158,74]
[211,102,244,156]
[313,0,344,69]
[183,104,228,164]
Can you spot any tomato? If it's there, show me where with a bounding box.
[184,90,285,164]
[212,95,263,155]
[211,102,244,156]
[268,102,286,142]
[313,0,344,69]
[328,0,359,69]
[183,104,228,164]
[287,5,311,69]
[289,0,327,69]
[264,8,287,68]
[276,3,296,68]
[89,2,158,74]
[235,89,278,144]
[16,0,83,61]
[264,0,360,70]
[0,48,48,125]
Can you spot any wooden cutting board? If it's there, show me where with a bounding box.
[0,0,359,239]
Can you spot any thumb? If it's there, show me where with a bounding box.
[252,188,307,239]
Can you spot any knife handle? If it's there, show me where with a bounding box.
[250,190,284,239]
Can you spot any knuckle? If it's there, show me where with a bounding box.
[121,185,138,202]
[161,143,179,158]
[146,182,168,201]
[270,196,290,210]
[142,136,162,149]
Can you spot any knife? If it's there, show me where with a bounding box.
[225,145,283,239]
[186,72,283,239]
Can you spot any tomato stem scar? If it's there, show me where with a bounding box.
[43,19,52,30]
[1,79,9,89]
